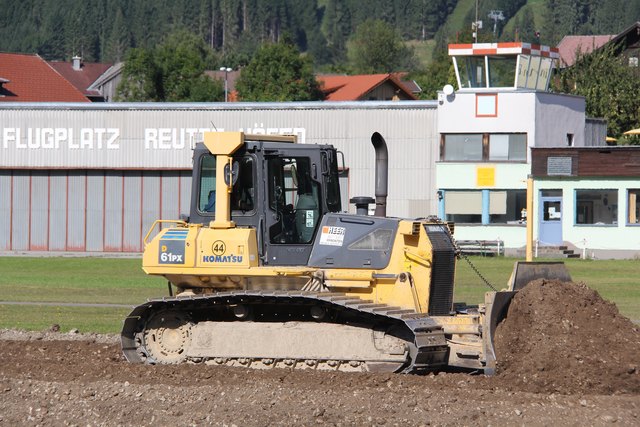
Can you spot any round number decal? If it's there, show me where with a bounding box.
[212,240,226,255]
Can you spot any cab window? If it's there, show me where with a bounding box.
[198,154,216,214]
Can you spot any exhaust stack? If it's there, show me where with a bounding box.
[371,132,388,217]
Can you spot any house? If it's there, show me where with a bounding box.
[317,73,418,101]
[557,21,640,68]
[530,146,640,258]
[86,62,124,102]
[49,56,113,102]
[0,53,90,102]
[556,35,614,67]
[201,70,419,102]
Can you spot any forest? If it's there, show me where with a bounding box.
[1,0,639,136]
[1,0,639,68]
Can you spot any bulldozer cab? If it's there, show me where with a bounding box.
[189,135,342,266]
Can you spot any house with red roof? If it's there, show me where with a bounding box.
[317,73,418,101]
[557,21,640,68]
[49,56,113,102]
[556,35,614,67]
[0,53,90,102]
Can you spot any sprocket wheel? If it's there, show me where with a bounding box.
[143,310,193,364]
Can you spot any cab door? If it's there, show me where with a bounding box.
[263,150,323,266]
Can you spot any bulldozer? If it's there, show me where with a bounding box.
[121,131,569,374]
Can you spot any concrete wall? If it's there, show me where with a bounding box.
[535,92,586,147]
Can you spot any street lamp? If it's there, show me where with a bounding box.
[220,67,232,102]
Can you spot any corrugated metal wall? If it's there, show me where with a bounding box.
[0,102,439,253]
[0,170,190,252]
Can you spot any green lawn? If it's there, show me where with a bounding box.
[0,256,638,333]
[0,257,166,304]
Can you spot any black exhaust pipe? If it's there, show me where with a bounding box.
[371,132,388,217]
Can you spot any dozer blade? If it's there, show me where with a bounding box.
[482,261,572,374]
[481,290,517,375]
[506,261,572,291]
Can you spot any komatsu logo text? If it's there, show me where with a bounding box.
[202,255,243,263]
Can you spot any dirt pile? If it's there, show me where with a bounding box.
[494,279,640,395]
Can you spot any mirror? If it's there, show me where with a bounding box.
[224,160,240,186]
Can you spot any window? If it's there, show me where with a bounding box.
[198,154,216,213]
[323,151,342,213]
[230,156,255,212]
[267,156,321,244]
[442,133,527,162]
[444,191,482,223]
[543,200,561,221]
[457,56,486,88]
[489,134,527,161]
[489,190,526,224]
[349,229,394,250]
[488,55,517,87]
[576,189,618,225]
[566,133,574,147]
[628,190,639,224]
[443,134,482,161]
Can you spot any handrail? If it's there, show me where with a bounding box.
[143,220,188,247]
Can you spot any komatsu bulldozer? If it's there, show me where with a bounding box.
[121,131,568,374]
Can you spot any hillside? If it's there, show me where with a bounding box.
[0,0,638,70]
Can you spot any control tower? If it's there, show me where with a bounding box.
[448,42,559,91]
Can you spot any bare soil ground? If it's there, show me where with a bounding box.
[1,280,639,426]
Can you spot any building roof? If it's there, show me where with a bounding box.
[556,35,615,67]
[317,73,417,101]
[49,58,112,99]
[449,42,559,58]
[0,53,90,102]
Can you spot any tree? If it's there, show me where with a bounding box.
[115,48,161,101]
[155,30,219,101]
[346,19,416,74]
[412,49,457,100]
[105,6,130,62]
[235,41,322,101]
[516,6,537,43]
[553,44,640,140]
[116,30,224,102]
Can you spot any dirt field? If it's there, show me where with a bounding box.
[1,280,638,426]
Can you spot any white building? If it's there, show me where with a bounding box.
[436,42,639,258]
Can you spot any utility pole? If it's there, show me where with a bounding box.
[220,67,232,102]
[472,0,482,43]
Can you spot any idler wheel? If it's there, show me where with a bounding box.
[143,310,193,364]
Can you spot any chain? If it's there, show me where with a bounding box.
[438,223,498,292]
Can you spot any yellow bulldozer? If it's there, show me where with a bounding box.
[121,131,569,374]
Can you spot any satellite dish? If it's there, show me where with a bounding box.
[443,84,455,96]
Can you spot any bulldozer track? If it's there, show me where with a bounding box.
[121,290,449,374]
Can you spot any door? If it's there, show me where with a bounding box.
[539,196,563,245]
